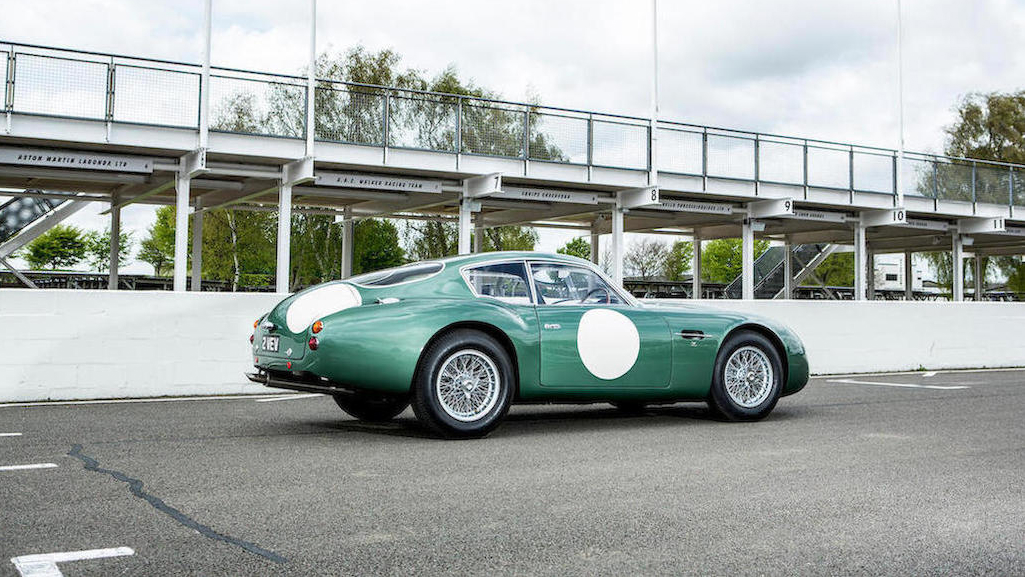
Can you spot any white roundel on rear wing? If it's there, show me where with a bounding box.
[285,283,362,333]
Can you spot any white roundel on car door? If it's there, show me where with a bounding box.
[285,283,362,333]
[576,308,640,380]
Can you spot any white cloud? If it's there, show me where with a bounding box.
[2,0,1023,271]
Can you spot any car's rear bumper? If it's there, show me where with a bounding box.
[247,369,358,396]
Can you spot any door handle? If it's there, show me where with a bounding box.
[678,330,708,340]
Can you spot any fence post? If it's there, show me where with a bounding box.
[971,160,977,204]
[4,50,13,133]
[701,127,708,191]
[586,113,593,180]
[753,134,760,195]
[891,153,898,199]
[455,96,462,155]
[105,57,115,141]
[1010,166,1015,208]
[381,91,390,162]
[523,108,530,160]
[933,159,939,199]
[848,145,855,193]
[802,139,809,198]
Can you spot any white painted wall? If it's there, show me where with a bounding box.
[656,299,1025,375]
[1,290,1024,402]
[0,289,280,402]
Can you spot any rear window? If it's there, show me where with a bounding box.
[348,262,444,287]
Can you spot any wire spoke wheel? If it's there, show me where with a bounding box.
[723,345,774,408]
[435,349,501,422]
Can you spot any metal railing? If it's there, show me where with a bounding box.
[2,40,1024,208]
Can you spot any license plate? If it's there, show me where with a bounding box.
[261,335,279,353]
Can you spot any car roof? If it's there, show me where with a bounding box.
[433,251,593,268]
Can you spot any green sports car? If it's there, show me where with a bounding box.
[247,251,808,438]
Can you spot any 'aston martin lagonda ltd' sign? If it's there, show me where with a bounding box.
[0,146,154,173]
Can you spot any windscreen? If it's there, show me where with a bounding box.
[348,262,444,286]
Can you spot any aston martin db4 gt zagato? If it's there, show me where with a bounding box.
[248,252,808,438]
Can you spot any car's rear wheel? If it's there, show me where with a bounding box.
[412,329,514,438]
[332,394,408,422]
[707,330,782,421]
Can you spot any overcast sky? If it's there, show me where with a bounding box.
[2,0,1023,273]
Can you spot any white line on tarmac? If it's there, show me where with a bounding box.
[827,378,970,390]
[0,394,287,409]
[815,367,1025,379]
[11,547,134,577]
[255,393,324,403]
[0,433,22,437]
[0,463,58,472]
[921,371,938,377]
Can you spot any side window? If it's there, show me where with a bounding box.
[464,262,533,305]
[530,263,622,306]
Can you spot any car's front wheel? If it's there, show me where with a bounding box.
[333,394,409,422]
[707,330,783,421]
[412,329,514,438]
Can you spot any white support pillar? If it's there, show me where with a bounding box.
[741,219,754,300]
[866,250,876,300]
[198,0,212,150]
[276,182,292,293]
[458,197,472,255]
[611,207,625,287]
[904,250,914,300]
[952,234,964,302]
[473,212,484,253]
[853,222,867,301]
[108,193,120,291]
[341,205,353,279]
[974,254,983,301]
[782,237,793,300]
[589,230,600,265]
[691,231,702,299]
[172,173,191,292]
[191,197,203,292]
[305,0,317,156]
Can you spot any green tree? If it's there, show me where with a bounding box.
[84,229,133,272]
[557,237,591,260]
[404,220,457,260]
[201,209,276,290]
[920,90,1025,293]
[700,238,770,284]
[19,224,87,270]
[663,240,694,281]
[806,252,854,287]
[138,206,179,276]
[625,238,669,280]
[480,226,538,252]
[353,219,405,274]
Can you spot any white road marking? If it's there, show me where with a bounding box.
[828,378,970,390]
[0,394,285,409]
[815,367,1025,379]
[255,393,323,403]
[0,463,58,472]
[0,433,23,437]
[11,547,134,577]
[921,371,938,377]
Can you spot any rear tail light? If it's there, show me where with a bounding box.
[249,334,254,344]
[312,320,323,334]
[308,337,319,350]
[254,319,259,329]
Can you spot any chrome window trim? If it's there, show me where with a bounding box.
[459,256,635,307]
[459,259,537,305]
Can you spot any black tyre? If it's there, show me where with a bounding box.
[333,394,409,422]
[411,329,514,438]
[707,330,783,421]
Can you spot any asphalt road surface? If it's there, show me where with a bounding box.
[2,369,1023,576]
